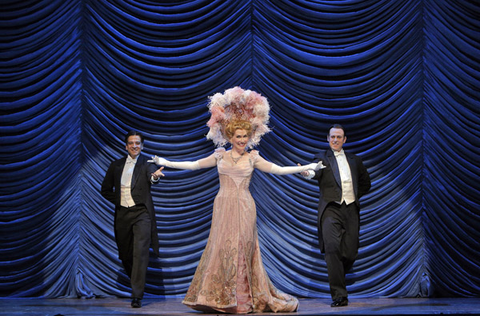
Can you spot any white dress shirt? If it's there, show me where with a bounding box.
[120,156,137,207]
[334,149,355,205]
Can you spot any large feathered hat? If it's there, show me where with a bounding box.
[206,86,271,149]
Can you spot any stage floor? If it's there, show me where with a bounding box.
[1,297,479,316]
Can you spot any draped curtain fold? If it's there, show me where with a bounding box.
[0,0,479,298]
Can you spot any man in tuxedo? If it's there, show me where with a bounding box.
[101,130,164,308]
[303,124,371,307]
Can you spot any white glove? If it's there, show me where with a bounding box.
[315,160,326,170]
[149,156,168,166]
[148,155,200,170]
[301,161,325,179]
[269,162,322,176]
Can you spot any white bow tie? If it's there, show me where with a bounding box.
[334,150,344,157]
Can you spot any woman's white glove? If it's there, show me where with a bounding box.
[269,161,325,175]
[148,155,200,170]
[316,161,326,170]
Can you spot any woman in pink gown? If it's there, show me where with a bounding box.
[151,118,320,314]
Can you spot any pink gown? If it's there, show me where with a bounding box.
[182,149,299,314]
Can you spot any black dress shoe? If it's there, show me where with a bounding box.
[331,297,348,307]
[131,298,142,308]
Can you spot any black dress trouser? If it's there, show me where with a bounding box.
[322,201,359,300]
[115,205,151,299]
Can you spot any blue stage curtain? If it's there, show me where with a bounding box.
[0,0,479,299]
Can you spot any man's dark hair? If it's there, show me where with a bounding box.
[125,130,145,144]
[328,124,346,137]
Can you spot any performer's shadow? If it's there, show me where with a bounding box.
[114,269,132,298]
[113,251,166,299]
[145,253,167,296]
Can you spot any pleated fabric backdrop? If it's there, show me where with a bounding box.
[0,0,479,299]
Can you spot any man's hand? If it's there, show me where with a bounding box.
[298,163,309,177]
[152,166,165,180]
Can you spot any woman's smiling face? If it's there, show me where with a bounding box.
[231,129,249,151]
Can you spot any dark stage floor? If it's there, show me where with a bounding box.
[1,297,479,316]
